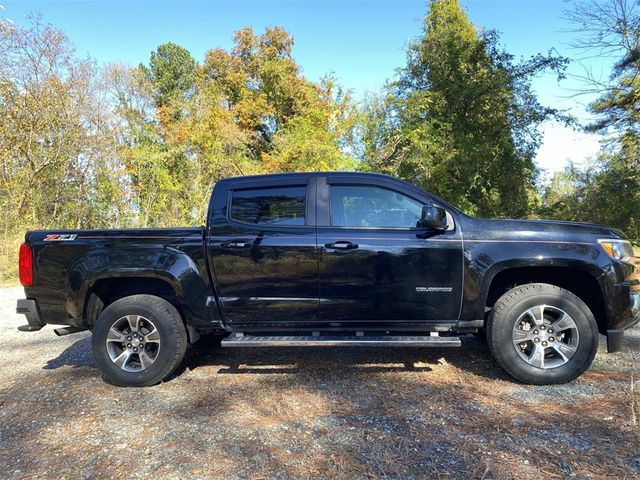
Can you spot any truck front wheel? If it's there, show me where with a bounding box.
[92,295,187,387]
[486,283,598,385]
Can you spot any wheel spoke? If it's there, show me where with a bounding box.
[512,329,531,345]
[528,344,546,368]
[552,313,576,332]
[553,342,577,362]
[139,350,154,370]
[525,305,545,325]
[143,328,160,344]
[125,314,141,332]
[106,327,125,343]
[113,350,132,369]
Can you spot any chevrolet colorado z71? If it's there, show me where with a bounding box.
[16,172,639,386]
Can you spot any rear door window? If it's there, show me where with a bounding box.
[230,186,306,226]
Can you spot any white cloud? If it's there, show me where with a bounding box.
[534,121,602,174]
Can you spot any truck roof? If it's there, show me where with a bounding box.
[219,171,397,182]
[217,171,463,214]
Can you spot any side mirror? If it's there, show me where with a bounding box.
[418,204,448,231]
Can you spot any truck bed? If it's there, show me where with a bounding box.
[23,227,212,328]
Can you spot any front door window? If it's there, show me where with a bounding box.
[330,185,423,228]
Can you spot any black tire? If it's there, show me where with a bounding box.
[486,283,598,385]
[92,294,187,387]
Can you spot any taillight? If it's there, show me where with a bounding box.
[19,243,33,286]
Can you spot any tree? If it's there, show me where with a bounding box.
[262,76,357,172]
[542,152,639,240]
[201,27,357,168]
[0,15,127,281]
[543,0,640,241]
[0,15,124,229]
[361,0,567,217]
[111,30,358,227]
[140,42,197,111]
[564,0,640,135]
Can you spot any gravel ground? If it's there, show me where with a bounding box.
[1,286,639,479]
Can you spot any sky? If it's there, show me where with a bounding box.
[1,0,615,175]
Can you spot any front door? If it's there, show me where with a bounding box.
[208,178,318,325]
[317,177,463,324]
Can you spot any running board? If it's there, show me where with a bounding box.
[221,333,461,348]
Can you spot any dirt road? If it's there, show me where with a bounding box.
[1,286,638,479]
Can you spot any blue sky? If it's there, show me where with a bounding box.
[1,0,614,174]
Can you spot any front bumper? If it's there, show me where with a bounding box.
[606,289,639,353]
[16,299,45,332]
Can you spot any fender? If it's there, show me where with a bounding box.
[461,240,609,321]
[64,245,216,328]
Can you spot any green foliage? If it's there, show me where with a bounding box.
[140,42,198,110]
[0,15,128,281]
[113,29,358,229]
[2,2,637,283]
[542,0,639,242]
[262,77,358,172]
[361,0,567,217]
[542,139,640,241]
[200,27,357,166]
[0,18,360,282]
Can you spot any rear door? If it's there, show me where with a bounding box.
[207,176,318,325]
[317,175,463,324]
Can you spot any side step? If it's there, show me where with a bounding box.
[221,333,461,348]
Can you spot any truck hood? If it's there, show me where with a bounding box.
[460,216,625,242]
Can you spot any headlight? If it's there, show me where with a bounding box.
[597,239,634,260]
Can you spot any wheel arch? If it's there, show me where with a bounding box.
[83,276,184,326]
[65,245,214,331]
[483,265,607,333]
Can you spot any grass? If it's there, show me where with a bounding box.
[0,233,21,287]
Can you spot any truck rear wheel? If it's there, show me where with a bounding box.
[92,294,187,387]
[486,283,598,385]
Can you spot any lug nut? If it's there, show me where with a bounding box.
[133,347,138,352]
[127,336,132,341]
[533,330,539,335]
[542,341,548,346]
[534,338,540,343]
[127,343,132,348]
[548,329,553,333]
[549,337,555,342]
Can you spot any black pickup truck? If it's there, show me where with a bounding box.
[16,172,639,386]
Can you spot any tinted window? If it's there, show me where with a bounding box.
[330,185,423,228]
[230,186,306,225]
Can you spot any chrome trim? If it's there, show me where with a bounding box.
[221,296,318,303]
[221,333,461,348]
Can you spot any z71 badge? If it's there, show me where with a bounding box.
[44,234,77,242]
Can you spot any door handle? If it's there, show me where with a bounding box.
[324,241,358,250]
[221,241,249,248]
